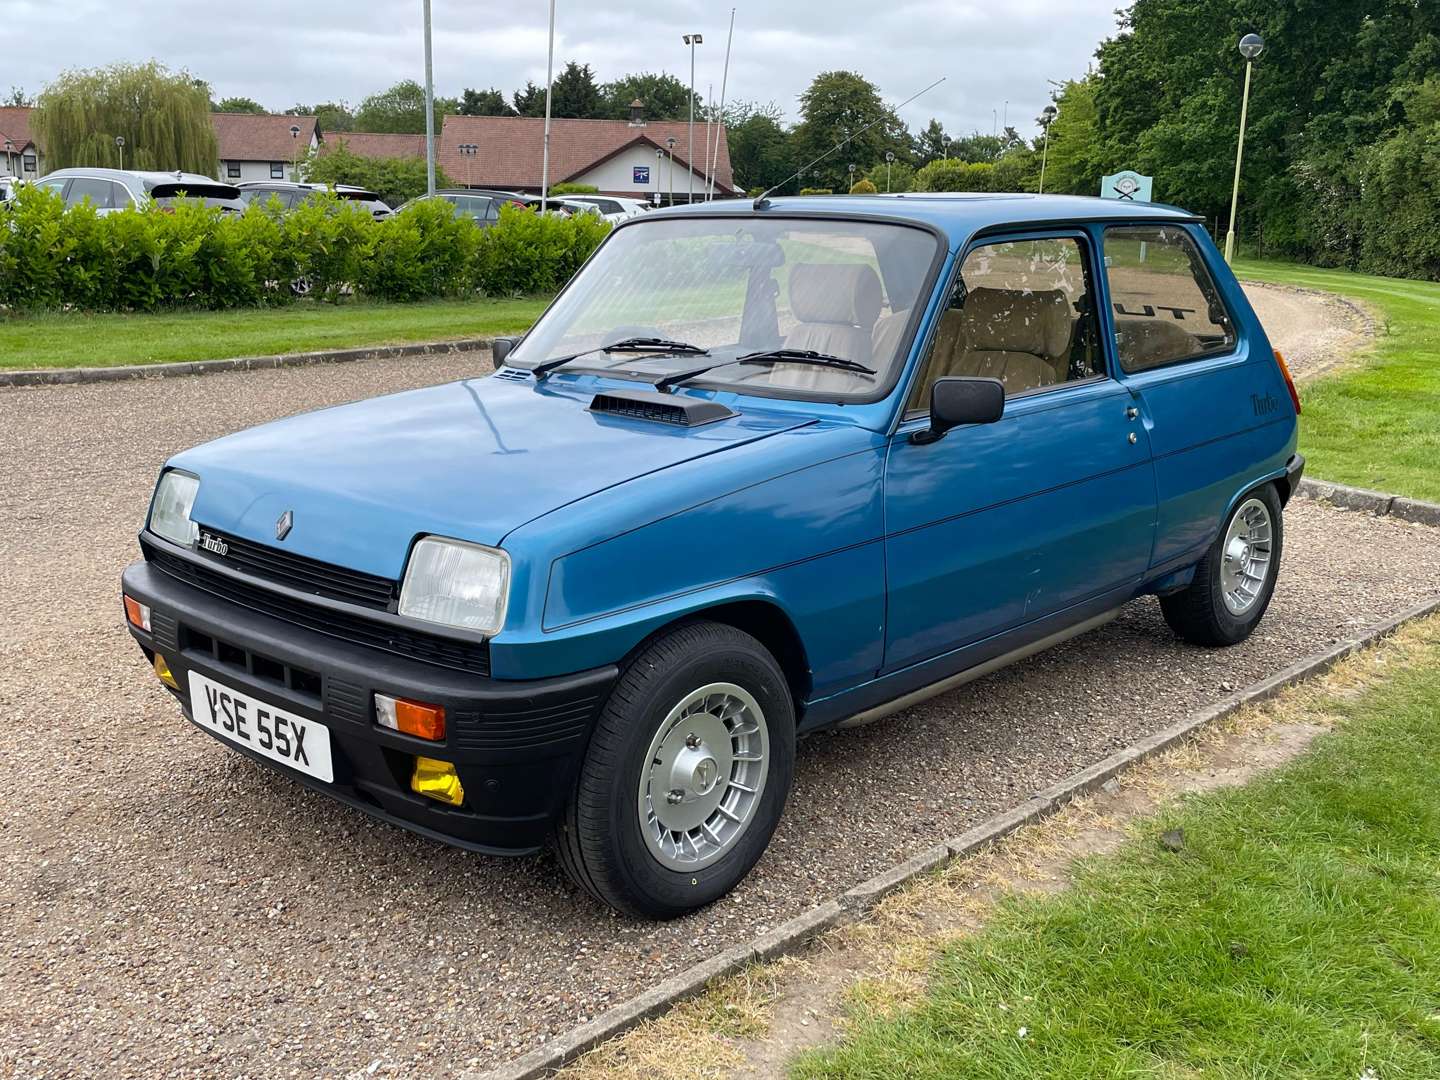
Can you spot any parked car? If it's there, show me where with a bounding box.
[0,175,22,204]
[237,181,392,219]
[121,193,1303,918]
[562,194,650,222]
[397,188,526,226]
[33,168,245,214]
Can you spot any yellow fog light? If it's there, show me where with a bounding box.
[411,756,464,807]
[153,653,178,689]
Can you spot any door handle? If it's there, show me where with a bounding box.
[1126,406,1139,420]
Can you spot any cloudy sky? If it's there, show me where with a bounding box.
[8,0,1118,138]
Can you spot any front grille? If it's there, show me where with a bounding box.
[147,545,491,676]
[194,525,396,610]
[182,623,323,699]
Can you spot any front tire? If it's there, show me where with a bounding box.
[555,622,795,919]
[1161,483,1284,647]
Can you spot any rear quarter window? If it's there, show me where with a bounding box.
[1103,225,1236,373]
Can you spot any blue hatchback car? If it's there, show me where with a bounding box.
[122,193,1303,917]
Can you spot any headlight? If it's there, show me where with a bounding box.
[149,470,199,547]
[399,537,510,636]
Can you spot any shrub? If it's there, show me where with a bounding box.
[849,178,878,195]
[0,182,612,312]
[549,182,600,195]
[914,159,996,193]
[798,187,834,196]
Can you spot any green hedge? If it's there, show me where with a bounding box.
[0,186,610,311]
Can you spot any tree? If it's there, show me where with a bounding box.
[460,87,515,117]
[600,72,696,120]
[915,119,949,163]
[513,81,547,118]
[791,72,908,192]
[289,102,354,132]
[549,62,605,119]
[355,80,459,134]
[215,96,267,114]
[32,61,217,173]
[1039,79,1106,195]
[304,142,454,207]
[726,108,795,194]
[4,87,32,107]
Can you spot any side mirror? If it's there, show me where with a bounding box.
[491,337,517,367]
[911,376,1005,445]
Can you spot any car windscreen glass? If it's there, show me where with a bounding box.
[507,216,939,400]
[150,183,243,202]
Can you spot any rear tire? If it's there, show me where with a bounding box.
[555,621,795,919]
[1161,483,1284,647]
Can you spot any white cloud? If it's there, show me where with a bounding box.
[7,0,1118,137]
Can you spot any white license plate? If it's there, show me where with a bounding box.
[188,671,334,783]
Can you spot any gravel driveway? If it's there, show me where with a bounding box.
[2,294,1437,1076]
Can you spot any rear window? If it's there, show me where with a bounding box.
[1103,225,1236,373]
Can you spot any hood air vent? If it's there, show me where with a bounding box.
[589,388,736,427]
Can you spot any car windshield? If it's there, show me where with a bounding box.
[508,216,939,399]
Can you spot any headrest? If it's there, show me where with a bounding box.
[788,263,883,329]
[961,287,1071,358]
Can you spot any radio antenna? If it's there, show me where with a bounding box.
[753,76,946,209]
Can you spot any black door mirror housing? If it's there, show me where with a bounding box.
[491,337,517,367]
[912,376,1005,444]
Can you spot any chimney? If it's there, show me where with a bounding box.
[628,98,646,127]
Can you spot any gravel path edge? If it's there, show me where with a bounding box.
[477,588,1440,1080]
[1296,477,1440,527]
[0,337,495,387]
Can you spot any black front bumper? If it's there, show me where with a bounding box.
[122,558,617,855]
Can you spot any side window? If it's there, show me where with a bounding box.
[66,177,114,208]
[907,235,1098,413]
[36,178,68,197]
[270,162,284,179]
[110,182,134,208]
[226,161,241,179]
[1104,225,1235,373]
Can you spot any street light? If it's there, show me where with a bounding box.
[1224,32,1265,263]
[655,146,665,205]
[289,124,301,180]
[666,135,676,207]
[458,143,477,187]
[847,163,856,191]
[1037,104,1057,194]
[541,0,557,212]
[885,150,896,193]
[115,134,125,171]
[683,32,703,203]
[3,138,12,175]
[423,0,437,196]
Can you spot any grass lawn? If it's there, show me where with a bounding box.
[0,296,550,370]
[1235,258,1440,503]
[794,619,1440,1079]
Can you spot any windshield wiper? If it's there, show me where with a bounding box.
[528,337,709,380]
[654,348,876,392]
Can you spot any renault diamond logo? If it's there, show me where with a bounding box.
[275,510,294,541]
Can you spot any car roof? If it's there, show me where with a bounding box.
[651,192,1201,246]
[41,167,220,186]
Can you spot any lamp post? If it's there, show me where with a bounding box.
[4,138,12,175]
[655,147,664,205]
[683,32,703,203]
[422,0,436,196]
[541,0,556,212]
[1224,32,1265,263]
[885,150,896,193]
[1037,104,1057,193]
[459,143,477,187]
[115,135,125,171]
[847,163,856,191]
[289,124,301,179]
[666,135,676,207]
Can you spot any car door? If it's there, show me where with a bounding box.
[1100,224,1274,568]
[882,230,1158,672]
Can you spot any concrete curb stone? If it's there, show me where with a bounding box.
[478,589,1440,1080]
[0,337,494,388]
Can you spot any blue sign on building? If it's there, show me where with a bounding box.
[633,165,651,185]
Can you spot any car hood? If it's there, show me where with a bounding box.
[170,375,813,579]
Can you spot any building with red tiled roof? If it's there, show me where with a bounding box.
[318,131,427,160]
[439,114,738,202]
[212,113,319,182]
[0,106,42,179]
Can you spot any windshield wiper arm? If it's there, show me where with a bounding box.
[528,337,709,380]
[653,348,878,393]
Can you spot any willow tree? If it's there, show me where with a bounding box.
[33,61,218,174]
